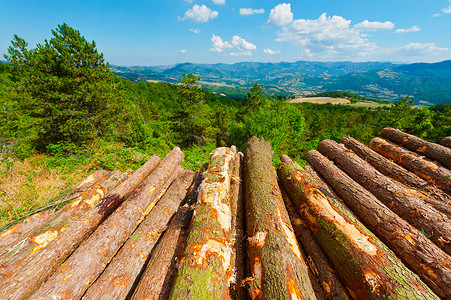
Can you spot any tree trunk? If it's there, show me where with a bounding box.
[169,147,237,300]
[229,152,246,300]
[243,137,316,300]
[305,150,451,299]
[278,158,439,300]
[0,170,124,283]
[132,205,193,300]
[82,168,195,300]
[0,210,57,258]
[1,155,161,300]
[370,137,451,195]
[381,127,451,169]
[0,169,107,252]
[341,136,429,188]
[317,139,451,255]
[72,169,108,190]
[341,136,451,217]
[281,187,351,300]
[440,137,451,149]
[131,165,207,300]
[30,148,183,300]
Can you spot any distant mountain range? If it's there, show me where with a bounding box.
[112,60,451,105]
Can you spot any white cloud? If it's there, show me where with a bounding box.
[267,3,293,27]
[240,8,265,16]
[442,1,451,13]
[190,28,201,34]
[395,43,450,54]
[276,13,377,60]
[433,13,441,17]
[181,49,187,53]
[231,36,257,51]
[230,51,253,56]
[212,0,225,5]
[354,20,395,31]
[395,26,421,33]
[184,0,194,3]
[182,4,218,23]
[210,34,257,55]
[210,34,232,52]
[264,49,281,55]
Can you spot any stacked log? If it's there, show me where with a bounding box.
[243,137,316,299]
[280,186,350,300]
[1,155,162,299]
[381,127,451,169]
[441,136,451,148]
[370,137,451,194]
[169,147,237,299]
[83,168,195,300]
[0,169,107,256]
[278,158,439,299]
[229,152,246,299]
[132,166,206,300]
[305,151,451,299]
[0,170,125,282]
[317,139,451,255]
[29,148,183,299]
[341,136,451,217]
[1,132,450,299]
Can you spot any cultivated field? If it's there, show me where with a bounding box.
[289,97,351,104]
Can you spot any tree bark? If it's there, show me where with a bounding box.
[243,137,316,300]
[229,152,246,300]
[131,205,194,300]
[281,187,350,300]
[381,127,451,169]
[0,169,107,251]
[30,148,183,300]
[305,150,451,299]
[278,158,439,300]
[318,139,451,254]
[370,137,451,195]
[0,170,124,283]
[169,147,237,300]
[82,168,195,300]
[72,169,108,191]
[440,137,451,149]
[131,165,207,300]
[0,210,57,258]
[1,155,161,300]
[341,136,451,217]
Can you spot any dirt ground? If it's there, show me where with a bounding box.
[289,97,351,104]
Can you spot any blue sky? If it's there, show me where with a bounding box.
[1,0,451,65]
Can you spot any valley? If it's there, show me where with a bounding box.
[112,60,451,105]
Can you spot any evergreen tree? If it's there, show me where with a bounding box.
[172,73,211,146]
[4,24,122,151]
[244,83,268,113]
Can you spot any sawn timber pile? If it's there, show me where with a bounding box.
[0,128,450,299]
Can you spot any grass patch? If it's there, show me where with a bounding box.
[0,155,88,228]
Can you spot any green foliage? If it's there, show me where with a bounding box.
[4,24,127,151]
[244,83,269,113]
[172,73,213,147]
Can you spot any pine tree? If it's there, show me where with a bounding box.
[4,24,122,151]
[172,73,211,146]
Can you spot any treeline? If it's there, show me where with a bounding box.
[305,90,391,104]
[1,24,450,170]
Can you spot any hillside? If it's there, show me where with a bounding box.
[111,60,451,105]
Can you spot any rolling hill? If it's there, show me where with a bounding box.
[111,60,451,105]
